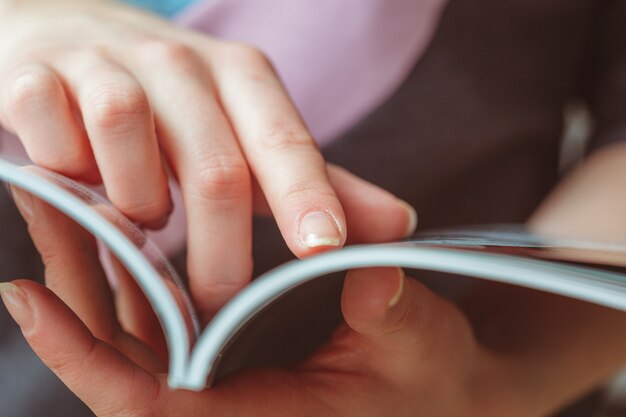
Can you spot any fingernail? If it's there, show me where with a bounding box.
[299,211,342,248]
[399,200,418,237]
[10,186,34,222]
[0,283,34,331]
[387,269,405,308]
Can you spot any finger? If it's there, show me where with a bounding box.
[11,186,165,371]
[108,253,168,362]
[125,41,253,314]
[253,165,417,243]
[341,268,475,380]
[327,165,417,243]
[0,280,161,417]
[211,44,346,255]
[89,203,147,248]
[0,63,97,179]
[55,56,171,228]
[10,185,119,341]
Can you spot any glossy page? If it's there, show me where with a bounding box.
[0,157,198,387]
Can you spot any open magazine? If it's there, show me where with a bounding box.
[2,157,626,391]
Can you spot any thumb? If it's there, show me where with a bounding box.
[0,280,161,417]
[341,268,476,379]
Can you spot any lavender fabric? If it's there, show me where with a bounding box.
[176,0,446,145]
[0,0,446,256]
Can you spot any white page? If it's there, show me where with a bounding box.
[0,158,197,387]
[186,235,626,389]
[5,157,626,391]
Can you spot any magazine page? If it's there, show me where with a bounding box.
[5,158,626,391]
[0,157,198,387]
[187,230,626,390]
[410,224,626,267]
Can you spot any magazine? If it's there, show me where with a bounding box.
[2,157,626,391]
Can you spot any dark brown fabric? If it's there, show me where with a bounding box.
[1,0,625,415]
[251,2,626,416]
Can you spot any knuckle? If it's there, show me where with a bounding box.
[42,354,83,386]
[38,242,79,271]
[86,83,150,130]
[5,65,59,114]
[281,178,337,206]
[189,154,251,202]
[224,43,270,66]
[257,120,315,152]
[29,152,60,170]
[38,334,97,383]
[96,373,159,417]
[112,194,171,224]
[222,43,279,83]
[39,237,98,285]
[192,272,250,299]
[188,252,254,313]
[136,39,204,78]
[190,261,253,305]
[140,39,198,66]
[29,145,89,173]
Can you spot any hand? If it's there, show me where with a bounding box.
[0,0,416,313]
[0,187,518,417]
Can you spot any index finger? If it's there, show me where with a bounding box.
[210,44,347,256]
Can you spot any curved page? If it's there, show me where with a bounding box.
[6,162,626,393]
[0,158,198,387]
[411,225,626,267]
[186,234,626,390]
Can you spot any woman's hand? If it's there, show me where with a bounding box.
[0,0,418,314]
[0,186,518,417]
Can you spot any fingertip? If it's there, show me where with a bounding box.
[398,200,418,238]
[10,184,99,254]
[2,279,79,340]
[344,271,472,368]
[9,185,34,223]
[110,179,173,229]
[5,279,63,323]
[341,267,404,334]
[0,280,35,332]
[2,63,99,181]
[297,209,345,252]
[4,281,159,413]
[7,278,47,293]
[387,272,405,308]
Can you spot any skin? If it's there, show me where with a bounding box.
[1,1,626,415]
[4,144,626,416]
[0,0,415,316]
[1,188,511,417]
